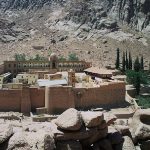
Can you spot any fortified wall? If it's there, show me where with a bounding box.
[45,82,125,114]
[0,87,45,113]
[0,82,125,114]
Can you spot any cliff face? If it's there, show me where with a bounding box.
[0,0,149,35]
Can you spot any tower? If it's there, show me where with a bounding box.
[68,69,75,87]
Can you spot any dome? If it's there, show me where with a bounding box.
[50,53,58,61]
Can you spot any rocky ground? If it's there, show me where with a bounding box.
[0,108,150,150]
[0,0,150,69]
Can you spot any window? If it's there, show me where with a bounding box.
[8,64,11,68]
[14,64,16,68]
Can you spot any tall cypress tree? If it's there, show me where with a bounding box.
[122,52,126,72]
[140,55,144,71]
[126,51,129,70]
[129,51,132,70]
[115,48,120,69]
[134,56,140,72]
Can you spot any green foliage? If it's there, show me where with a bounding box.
[140,55,144,71]
[59,56,66,61]
[126,70,148,95]
[128,51,132,70]
[14,53,26,61]
[115,48,120,69]
[48,50,52,56]
[122,52,126,72]
[68,53,79,61]
[137,96,150,109]
[134,56,140,72]
[125,51,129,70]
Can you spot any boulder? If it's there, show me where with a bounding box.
[140,140,150,150]
[7,132,31,150]
[81,111,104,128]
[122,136,135,150]
[104,112,117,126]
[0,124,13,144]
[55,108,82,131]
[81,126,108,145]
[56,141,82,150]
[25,130,55,150]
[52,122,107,142]
[115,125,130,136]
[107,126,124,145]
[130,109,150,141]
[97,139,113,150]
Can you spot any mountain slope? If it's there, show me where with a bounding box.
[0,0,150,69]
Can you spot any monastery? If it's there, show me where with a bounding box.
[0,53,126,114]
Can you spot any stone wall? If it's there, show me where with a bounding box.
[30,87,45,112]
[0,89,22,111]
[74,82,125,109]
[0,82,125,114]
[45,86,75,114]
[45,82,125,114]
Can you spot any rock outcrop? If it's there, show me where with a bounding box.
[0,0,149,36]
[0,124,13,144]
[55,108,82,131]
[1,109,150,149]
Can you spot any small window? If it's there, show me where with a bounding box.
[8,64,11,68]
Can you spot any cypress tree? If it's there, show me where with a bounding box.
[135,74,141,95]
[129,51,132,70]
[126,51,129,70]
[140,55,144,71]
[122,52,126,72]
[115,48,120,69]
[134,56,140,72]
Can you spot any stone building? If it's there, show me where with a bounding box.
[4,53,91,76]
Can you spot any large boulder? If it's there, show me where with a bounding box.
[0,124,13,144]
[81,111,104,128]
[97,139,113,150]
[7,132,31,150]
[122,136,135,150]
[56,140,82,150]
[115,125,130,136]
[55,108,82,131]
[130,109,150,141]
[104,112,117,126]
[107,126,124,145]
[25,130,55,150]
[52,121,107,142]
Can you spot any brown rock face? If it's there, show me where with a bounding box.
[81,111,104,128]
[55,108,82,131]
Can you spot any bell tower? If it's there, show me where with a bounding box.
[68,69,75,87]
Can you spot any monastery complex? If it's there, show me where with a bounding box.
[0,53,126,114]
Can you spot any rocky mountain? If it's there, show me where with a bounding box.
[0,0,149,35]
[0,0,150,68]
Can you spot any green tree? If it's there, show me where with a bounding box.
[126,70,148,95]
[122,52,126,72]
[140,55,144,71]
[115,48,120,69]
[68,53,79,61]
[59,56,66,61]
[134,56,140,72]
[128,51,132,70]
[125,51,129,70]
[14,53,26,61]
